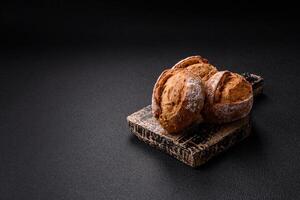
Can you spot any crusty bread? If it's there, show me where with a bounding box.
[172,55,218,82]
[152,68,205,133]
[152,56,253,131]
[204,71,253,123]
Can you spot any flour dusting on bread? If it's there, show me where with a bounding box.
[151,55,254,132]
[185,77,204,113]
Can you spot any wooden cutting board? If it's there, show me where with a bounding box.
[127,73,264,167]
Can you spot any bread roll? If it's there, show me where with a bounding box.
[204,71,253,123]
[172,55,218,82]
[152,68,205,133]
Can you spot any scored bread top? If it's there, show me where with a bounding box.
[152,68,205,133]
[152,56,254,130]
[172,55,218,82]
[205,71,253,123]
[216,72,252,103]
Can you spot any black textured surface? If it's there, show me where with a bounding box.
[1,2,300,200]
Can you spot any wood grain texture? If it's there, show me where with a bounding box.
[127,73,264,167]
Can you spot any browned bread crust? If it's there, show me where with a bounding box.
[152,68,205,133]
[204,71,253,123]
[172,55,218,82]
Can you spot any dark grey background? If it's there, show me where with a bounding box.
[1,1,300,199]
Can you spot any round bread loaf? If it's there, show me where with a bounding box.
[172,55,218,82]
[152,68,205,133]
[204,70,253,123]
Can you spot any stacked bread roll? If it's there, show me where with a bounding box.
[152,56,253,133]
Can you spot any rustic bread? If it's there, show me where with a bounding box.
[204,71,253,123]
[152,68,205,133]
[172,55,218,82]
